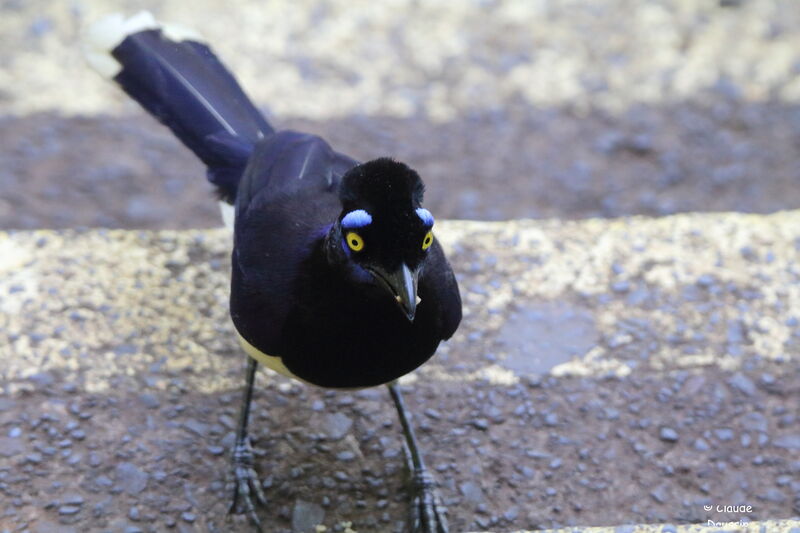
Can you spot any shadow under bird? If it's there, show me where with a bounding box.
[85,12,462,532]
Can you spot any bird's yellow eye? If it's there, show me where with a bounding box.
[346,232,364,252]
[422,231,433,250]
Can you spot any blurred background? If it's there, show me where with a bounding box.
[0,0,798,230]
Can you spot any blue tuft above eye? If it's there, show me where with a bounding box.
[416,208,434,227]
[341,209,373,228]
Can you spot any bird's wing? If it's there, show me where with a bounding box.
[235,130,357,222]
[418,240,462,340]
[229,130,357,354]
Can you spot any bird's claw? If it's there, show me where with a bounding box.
[402,442,448,533]
[408,470,449,533]
[227,437,267,532]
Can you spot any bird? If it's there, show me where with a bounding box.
[85,12,462,532]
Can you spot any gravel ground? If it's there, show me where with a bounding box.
[2,217,800,532]
[3,96,800,229]
[2,0,800,532]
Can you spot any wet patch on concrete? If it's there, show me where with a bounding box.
[496,302,598,376]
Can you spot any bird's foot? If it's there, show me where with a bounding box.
[407,470,449,533]
[227,437,267,532]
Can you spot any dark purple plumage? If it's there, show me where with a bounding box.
[111,29,272,202]
[99,22,462,388]
[339,157,425,211]
[95,16,461,530]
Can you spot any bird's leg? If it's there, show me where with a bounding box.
[228,357,267,531]
[387,381,449,533]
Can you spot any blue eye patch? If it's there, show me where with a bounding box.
[416,208,434,227]
[341,209,372,228]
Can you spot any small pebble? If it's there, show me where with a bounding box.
[321,412,353,441]
[61,494,84,506]
[714,428,734,441]
[659,427,679,442]
[26,453,42,464]
[470,419,489,431]
[336,451,356,461]
[291,500,325,533]
[207,446,225,456]
[138,393,160,409]
[728,373,756,396]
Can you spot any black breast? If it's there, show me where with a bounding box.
[276,250,443,388]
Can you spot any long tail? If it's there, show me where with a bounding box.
[84,11,273,203]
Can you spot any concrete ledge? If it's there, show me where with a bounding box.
[2,213,799,531]
[5,212,800,390]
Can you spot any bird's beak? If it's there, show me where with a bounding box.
[367,263,418,321]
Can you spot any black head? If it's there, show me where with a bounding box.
[331,158,435,320]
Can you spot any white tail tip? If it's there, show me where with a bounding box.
[219,202,235,232]
[83,11,204,79]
